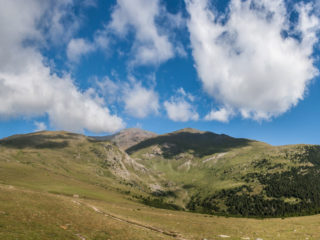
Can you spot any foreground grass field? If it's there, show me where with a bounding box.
[1,183,320,240]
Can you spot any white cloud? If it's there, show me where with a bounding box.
[175,43,188,58]
[0,0,124,133]
[93,29,109,50]
[41,0,81,45]
[177,87,195,102]
[108,0,174,65]
[164,100,199,122]
[164,88,199,122]
[67,38,95,62]
[71,0,185,65]
[314,0,320,15]
[95,76,159,118]
[66,28,111,63]
[204,108,233,122]
[123,82,159,118]
[34,121,47,132]
[186,0,320,121]
[95,76,120,103]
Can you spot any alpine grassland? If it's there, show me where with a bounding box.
[1,129,320,239]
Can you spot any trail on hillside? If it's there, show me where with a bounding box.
[0,185,187,240]
[75,200,188,240]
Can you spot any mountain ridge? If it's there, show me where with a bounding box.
[1,128,320,218]
[91,128,157,150]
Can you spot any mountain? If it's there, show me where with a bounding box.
[0,131,159,192]
[127,128,320,217]
[127,127,253,157]
[92,128,157,150]
[2,129,320,239]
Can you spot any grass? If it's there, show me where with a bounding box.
[2,183,320,240]
[0,185,169,240]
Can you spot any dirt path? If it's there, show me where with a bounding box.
[0,184,187,240]
[75,200,188,240]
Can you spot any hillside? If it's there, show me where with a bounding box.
[127,128,320,217]
[92,128,157,150]
[1,129,320,239]
[0,131,163,199]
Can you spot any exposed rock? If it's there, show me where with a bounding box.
[177,159,193,171]
[151,145,163,155]
[92,128,157,150]
[202,153,227,164]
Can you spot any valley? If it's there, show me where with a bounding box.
[1,128,320,239]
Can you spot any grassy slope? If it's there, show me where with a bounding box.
[127,129,320,215]
[128,130,270,190]
[0,131,155,197]
[2,183,320,239]
[1,130,320,239]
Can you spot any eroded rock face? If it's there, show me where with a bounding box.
[91,142,157,191]
[100,143,131,179]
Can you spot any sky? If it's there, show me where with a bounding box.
[0,0,320,145]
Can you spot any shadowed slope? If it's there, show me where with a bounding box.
[127,128,253,158]
[0,131,79,149]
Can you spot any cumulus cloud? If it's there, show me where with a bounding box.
[67,38,95,62]
[71,0,185,65]
[34,121,47,132]
[164,100,199,122]
[108,0,174,65]
[94,76,159,118]
[177,87,195,102]
[95,76,120,103]
[123,82,159,118]
[186,0,320,121]
[204,108,233,123]
[164,88,199,122]
[40,0,81,45]
[66,28,111,62]
[0,0,124,133]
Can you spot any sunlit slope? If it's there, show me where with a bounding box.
[0,131,157,199]
[2,183,320,240]
[127,128,320,217]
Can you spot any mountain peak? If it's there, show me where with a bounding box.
[92,128,157,150]
[112,128,157,149]
[174,128,205,134]
[119,128,154,134]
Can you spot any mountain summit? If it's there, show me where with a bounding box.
[172,127,206,134]
[126,128,252,157]
[93,128,157,150]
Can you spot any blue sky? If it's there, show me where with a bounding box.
[1,0,320,145]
